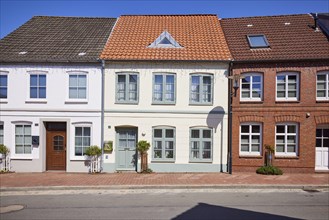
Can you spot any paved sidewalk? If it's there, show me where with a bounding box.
[1,172,328,190]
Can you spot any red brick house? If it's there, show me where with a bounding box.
[221,14,329,173]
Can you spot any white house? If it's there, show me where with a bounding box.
[0,16,116,172]
[100,15,232,172]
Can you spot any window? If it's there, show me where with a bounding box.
[30,74,46,98]
[153,127,175,161]
[247,35,270,48]
[0,124,3,144]
[190,74,213,104]
[316,126,329,148]
[153,73,175,104]
[241,73,262,101]
[276,72,299,101]
[275,124,298,156]
[240,123,262,155]
[148,31,182,48]
[0,75,8,99]
[190,128,212,161]
[15,125,32,154]
[116,73,138,103]
[316,71,329,100]
[69,74,87,99]
[74,127,91,156]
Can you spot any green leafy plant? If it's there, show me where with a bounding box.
[85,145,102,173]
[85,145,102,157]
[103,141,113,153]
[137,140,150,154]
[0,144,10,172]
[256,165,283,175]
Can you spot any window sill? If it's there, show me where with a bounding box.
[189,160,213,163]
[275,100,300,104]
[114,102,138,105]
[0,99,8,104]
[151,103,176,106]
[239,155,262,159]
[70,156,87,161]
[65,100,88,104]
[25,99,47,104]
[151,160,175,163]
[316,100,329,103]
[275,155,299,159]
[189,103,213,106]
[11,156,33,160]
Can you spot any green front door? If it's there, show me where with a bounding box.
[116,128,137,170]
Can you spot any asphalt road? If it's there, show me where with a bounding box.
[1,190,328,220]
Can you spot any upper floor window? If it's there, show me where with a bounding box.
[247,35,270,48]
[0,75,8,99]
[275,123,298,156]
[276,72,299,101]
[240,123,262,155]
[116,73,138,104]
[190,127,213,162]
[190,74,213,104]
[153,73,176,104]
[153,127,175,161]
[316,71,329,100]
[74,126,91,156]
[30,74,46,99]
[241,73,262,101]
[15,124,32,154]
[69,74,87,99]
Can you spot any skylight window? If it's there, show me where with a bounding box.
[247,35,270,48]
[148,31,182,48]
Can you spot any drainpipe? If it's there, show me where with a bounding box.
[100,59,105,172]
[228,61,233,174]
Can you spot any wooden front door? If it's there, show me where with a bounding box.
[116,128,137,171]
[46,130,66,170]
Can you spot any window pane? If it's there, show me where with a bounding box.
[154,141,162,150]
[251,144,260,152]
[203,141,211,149]
[30,75,38,86]
[242,91,250,98]
[316,139,322,147]
[287,145,296,152]
[241,144,249,152]
[129,75,137,83]
[155,75,163,84]
[317,91,325,97]
[75,147,82,156]
[75,137,82,147]
[166,75,174,84]
[252,125,260,133]
[317,83,326,90]
[39,87,46,98]
[69,88,77,98]
[241,135,249,144]
[287,136,296,144]
[242,76,250,84]
[323,139,329,147]
[154,129,162,138]
[276,136,285,144]
[39,75,46,86]
[75,127,82,136]
[248,35,268,47]
[78,75,86,87]
[24,125,31,135]
[277,91,285,98]
[0,75,7,86]
[252,135,260,144]
[317,75,326,81]
[24,136,31,145]
[15,136,23,144]
[241,125,249,133]
[16,145,23,153]
[83,127,90,136]
[69,75,77,87]
[203,129,211,138]
[287,125,296,133]
[191,151,199,159]
[202,151,211,159]
[276,145,284,152]
[253,76,261,83]
[191,130,199,138]
[118,75,126,83]
[165,129,174,138]
[24,145,32,154]
[165,150,173,159]
[78,88,86,98]
[30,87,38,98]
[191,141,199,150]
[83,137,90,147]
[252,90,261,98]
[288,91,297,97]
[276,125,285,133]
[323,129,329,138]
[277,75,285,83]
[0,88,7,99]
[288,75,296,83]
[165,141,174,149]
[15,125,23,134]
[154,150,162,158]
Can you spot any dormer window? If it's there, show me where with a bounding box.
[247,35,270,48]
[148,31,182,48]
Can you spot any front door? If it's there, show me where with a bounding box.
[46,130,66,170]
[315,125,329,170]
[116,128,137,170]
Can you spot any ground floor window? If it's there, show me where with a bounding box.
[240,123,262,155]
[75,126,91,156]
[275,123,298,156]
[316,126,329,148]
[153,127,175,161]
[15,124,32,154]
[190,127,213,162]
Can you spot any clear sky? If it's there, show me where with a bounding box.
[1,0,328,39]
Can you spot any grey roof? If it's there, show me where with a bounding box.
[0,16,116,63]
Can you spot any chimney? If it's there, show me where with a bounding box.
[314,13,320,32]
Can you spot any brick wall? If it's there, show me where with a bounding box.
[231,61,329,173]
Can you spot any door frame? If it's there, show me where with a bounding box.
[315,124,329,171]
[115,127,138,171]
[44,121,67,171]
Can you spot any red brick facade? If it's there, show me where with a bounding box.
[231,61,329,173]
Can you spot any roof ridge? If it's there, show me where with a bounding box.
[221,13,311,20]
[32,15,116,19]
[120,14,218,17]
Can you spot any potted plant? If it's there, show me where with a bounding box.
[0,144,10,172]
[137,140,150,173]
[103,141,113,154]
[85,145,102,173]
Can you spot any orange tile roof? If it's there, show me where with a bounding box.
[100,15,232,61]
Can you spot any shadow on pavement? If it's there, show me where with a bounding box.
[172,203,302,220]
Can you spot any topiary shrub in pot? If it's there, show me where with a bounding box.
[137,140,151,173]
[0,144,10,172]
[85,145,102,173]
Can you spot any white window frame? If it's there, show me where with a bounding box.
[239,123,262,156]
[276,72,299,101]
[115,72,139,104]
[71,122,92,160]
[316,71,329,101]
[190,74,213,105]
[152,126,176,161]
[11,121,33,159]
[0,71,9,102]
[66,71,88,103]
[316,124,329,149]
[189,127,213,162]
[275,123,299,156]
[152,73,176,104]
[240,73,263,101]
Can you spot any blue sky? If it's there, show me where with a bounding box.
[1,0,328,38]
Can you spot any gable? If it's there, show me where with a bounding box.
[148,31,182,48]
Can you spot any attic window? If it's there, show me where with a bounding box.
[148,31,182,48]
[247,35,270,48]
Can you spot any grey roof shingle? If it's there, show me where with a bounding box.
[0,16,116,63]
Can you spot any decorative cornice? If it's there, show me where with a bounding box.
[239,115,264,122]
[274,115,301,123]
[315,115,329,124]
